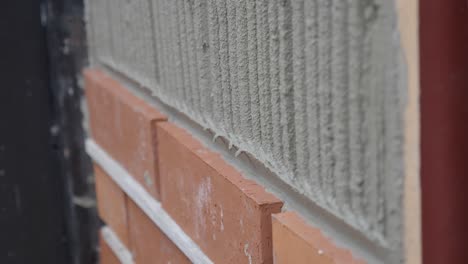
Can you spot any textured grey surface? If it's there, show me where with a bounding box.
[87,0,405,258]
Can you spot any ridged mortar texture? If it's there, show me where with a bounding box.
[87,0,405,258]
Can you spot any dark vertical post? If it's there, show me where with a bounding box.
[0,2,71,264]
[420,0,468,263]
[44,0,98,263]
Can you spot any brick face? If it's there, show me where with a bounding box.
[94,164,130,248]
[85,69,167,200]
[157,122,283,264]
[126,199,190,264]
[272,212,364,264]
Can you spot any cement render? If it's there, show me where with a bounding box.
[87,0,405,260]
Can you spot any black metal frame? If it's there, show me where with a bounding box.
[44,0,98,263]
[0,1,97,263]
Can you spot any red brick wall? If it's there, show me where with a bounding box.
[85,68,363,264]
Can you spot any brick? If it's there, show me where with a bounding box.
[84,68,167,200]
[99,233,121,264]
[94,164,130,248]
[157,122,283,264]
[272,212,364,264]
[126,199,190,264]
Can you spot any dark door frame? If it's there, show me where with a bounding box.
[0,1,71,263]
[0,1,97,263]
[44,0,98,263]
[420,0,468,263]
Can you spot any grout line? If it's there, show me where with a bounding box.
[86,139,213,264]
[101,226,134,264]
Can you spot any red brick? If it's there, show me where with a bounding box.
[157,122,283,264]
[84,68,167,200]
[272,212,364,264]
[126,199,190,264]
[99,232,121,264]
[94,164,130,248]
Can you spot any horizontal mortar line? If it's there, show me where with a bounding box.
[86,139,214,264]
[101,226,134,264]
